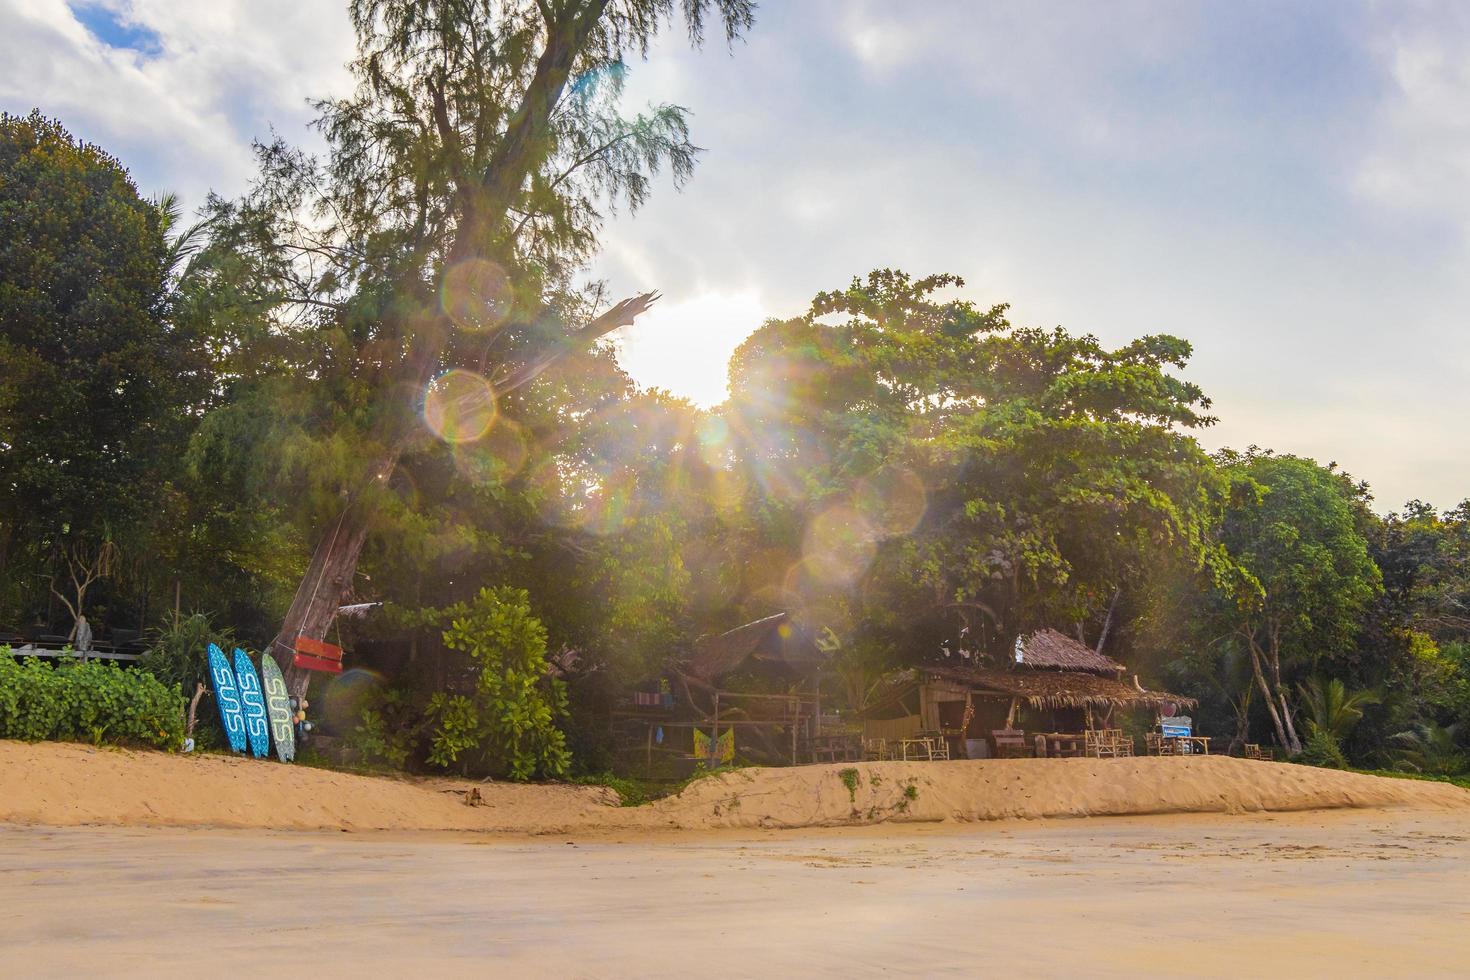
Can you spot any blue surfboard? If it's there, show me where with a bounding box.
[233,648,271,759]
[260,653,296,763]
[208,643,247,753]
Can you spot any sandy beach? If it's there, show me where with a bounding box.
[5,741,1470,975]
[5,810,1470,978]
[5,741,1468,833]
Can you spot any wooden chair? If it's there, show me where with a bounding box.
[1086,730,1115,758]
[992,728,1028,759]
[863,737,890,761]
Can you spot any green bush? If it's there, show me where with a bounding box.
[424,586,570,781]
[0,650,185,750]
[345,686,419,768]
[138,611,234,694]
[1294,729,1349,769]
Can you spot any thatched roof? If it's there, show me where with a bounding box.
[1015,628,1125,675]
[867,664,1195,713]
[684,613,826,682]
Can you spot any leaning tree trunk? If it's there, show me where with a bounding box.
[1266,629,1302,755]
[1246,634,1290,752]
[270,499,378,699]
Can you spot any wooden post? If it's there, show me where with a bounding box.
[1005,697,1019,729]
[645,722,653,777]
[712,691,720,761]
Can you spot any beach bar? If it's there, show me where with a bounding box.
[860,629,1195,759]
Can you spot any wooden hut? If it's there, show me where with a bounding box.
[614,613,832,773]
[861,629,1194,758]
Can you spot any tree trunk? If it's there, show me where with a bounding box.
[269,499,377,698]
[1227,682,1253,756]
[1245,632,1290,751]
[1266,628,1302,755]
[1095,586,1121,654]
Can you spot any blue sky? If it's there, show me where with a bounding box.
[5,0,1470,510]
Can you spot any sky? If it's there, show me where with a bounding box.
[4,0,1470,511]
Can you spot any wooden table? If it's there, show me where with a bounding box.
[1038,732,1086,758]
[1169,735,1210,755]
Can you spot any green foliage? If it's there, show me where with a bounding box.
[1294,730,1349,769]
[424,586,570,780]
[1389,722,1468,777]
[0,652,184,749]
[570,772,653,807]
[345,686,419,769]
[1298,676,1379,741]
[138,612,235,695]
[839,767,860,803]
[724,269,1224,664]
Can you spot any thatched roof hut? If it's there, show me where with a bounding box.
[866,664,1195,716]
[1013,628,1125,675]
[682,612,826,683]
[859,633,1195,751]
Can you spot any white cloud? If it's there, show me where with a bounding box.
[0,0,352,210]
[1354,11,1470,233]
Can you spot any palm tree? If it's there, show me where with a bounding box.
[1389,722,1468,777]
[1297,675,1379,741]
[152,191,214,284]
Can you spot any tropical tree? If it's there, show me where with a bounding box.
[189,0,755,695]
[1209,452,1382,754]
[1389,722,1468,777]
[1297,675,1379,740]
[723,269,1228,669]
[0,111,211,631]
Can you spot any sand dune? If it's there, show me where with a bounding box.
[1,740,1465,835]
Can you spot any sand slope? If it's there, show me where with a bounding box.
[1,740,1466,834]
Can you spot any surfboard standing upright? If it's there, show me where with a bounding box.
[232,648,272,759]
[259,653,296,762]
[207,643,247,753]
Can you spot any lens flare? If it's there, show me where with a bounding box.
[854,464,928,537]
[526,458,587,529]
[581,469,641,536]
[694,414,733,467]
[423,369,497,443]
[452,417,529,485]
[440,258,513,333]
[802,504,877,587]
[319,668,386,732]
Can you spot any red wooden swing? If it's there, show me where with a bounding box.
[292,635,344,674]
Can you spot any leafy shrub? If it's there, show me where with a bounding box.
[423,586,570,780]
[138,611,234,694]
[345,686,419,768]
[1294,730,1349,769]
[0,651,185,749]
[1388,722,1468,777]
